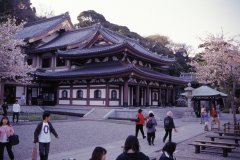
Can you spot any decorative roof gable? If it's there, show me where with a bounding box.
[16,12,74,42]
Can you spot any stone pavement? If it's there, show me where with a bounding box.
[28,119,206,160]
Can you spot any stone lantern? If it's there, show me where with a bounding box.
[184,83,194,108]
[183,83,197,121]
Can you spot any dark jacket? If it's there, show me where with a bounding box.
[34,121,58,143]
[116,152,150,160]
[164,116,175,130]
[159,152,176,160]
[1,104,8,111]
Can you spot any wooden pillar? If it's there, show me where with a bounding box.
[119,85,122,106]
[106,81,109,107]
[52,53,56,71]
[166,88,169,106]
[87,81,90,106]
[158,88,162,107]
[123,79,129,107]
[70,83,73,105]
[143,88,146,106]
[146,83,150,107]
[136,84,140,106]
[172,87,176,106]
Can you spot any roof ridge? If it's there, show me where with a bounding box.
[24,12,70,27]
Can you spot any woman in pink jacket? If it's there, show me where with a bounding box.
[0,116,14,160]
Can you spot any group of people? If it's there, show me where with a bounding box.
[1,100,21,123]
[0,100,58,160]
[0,100,21,160]
[90,109,178,160]
[200,104,221,131]
[89,136,177,160]
[135,109,177,145]
[0,100,178,160]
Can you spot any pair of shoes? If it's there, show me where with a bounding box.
[143,136,146,139]
[148,142,151,145]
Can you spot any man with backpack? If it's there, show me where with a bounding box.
[146,112,157,145]
[163,111,177,143]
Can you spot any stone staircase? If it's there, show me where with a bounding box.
[83,108,113,120]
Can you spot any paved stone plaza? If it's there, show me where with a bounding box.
[3,112,239,160]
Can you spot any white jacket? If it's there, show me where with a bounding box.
[13,104,21,112]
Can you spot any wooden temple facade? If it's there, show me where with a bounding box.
[12,13,188,107]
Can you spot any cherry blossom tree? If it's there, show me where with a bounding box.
[0,18,32,82]
[192,33,240,89]
[191,33,240,123]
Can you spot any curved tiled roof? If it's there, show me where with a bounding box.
[31,23,175,64]
[16,12,73,39]
[36,62,187,84]
[35,27,96,52]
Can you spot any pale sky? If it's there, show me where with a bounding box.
[31,0,240,52]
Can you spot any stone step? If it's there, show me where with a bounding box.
[84,108,112,119]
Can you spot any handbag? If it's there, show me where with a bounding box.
[32,144,38,160]
[135,117,140,122]
[8,134,19,146]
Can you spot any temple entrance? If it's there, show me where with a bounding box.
[132,86,137,106]
[42,87,57,106]
[4,85,16,104]
[26,87,38,105]
[140,87,146,106]
[161,89,166,107]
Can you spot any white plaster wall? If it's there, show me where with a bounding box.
[109,89,119,99]
[90,89,106,98]
[90,100,105,106]
[72,100,87,105]
[16,86,26,105]
[73,85,87,87]
[16,86,24,97]
[91,85,105,87]
[109,101,119,106]
[59,100,70,105]
[153,102,158,106]
[59,86,71,88]
[73,89,87,98]
[58,89,70,98]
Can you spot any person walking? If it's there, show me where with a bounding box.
[203,108,209,131]
[116,135,150,160]
[135,109,146,139]
[0,116,14,160]
[90,146,107,160]
[210,106,220,129]
[146,112,157,146]
[34,112,58,160]
[163,111,177,143]
[12,100,21,123]
[200,105,205,124]
[1,101,8,116]
[159,142,177,160]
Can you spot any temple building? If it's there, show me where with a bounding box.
[5,12,188,107]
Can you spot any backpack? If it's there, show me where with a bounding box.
[146,119,153,128]
[164,117,170,128]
